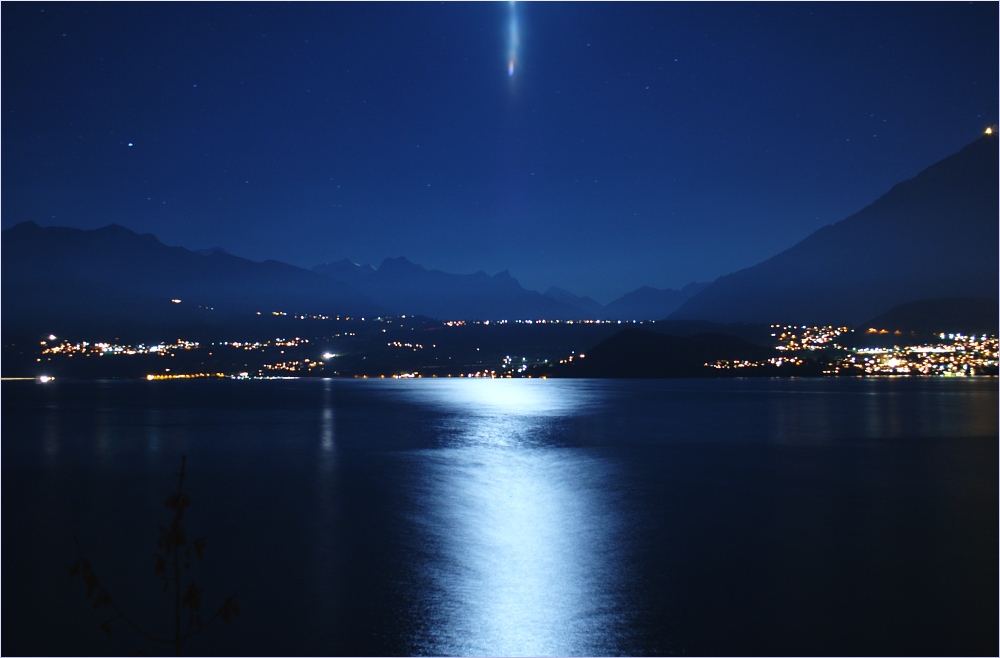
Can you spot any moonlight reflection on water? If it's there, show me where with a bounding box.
[391,379,631,656]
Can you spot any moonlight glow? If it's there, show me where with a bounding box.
[507,1,519,77]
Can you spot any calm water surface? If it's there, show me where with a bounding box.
[2,377,996,656]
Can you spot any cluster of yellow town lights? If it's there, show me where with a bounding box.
[30,309,997,380]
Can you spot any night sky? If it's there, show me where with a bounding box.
[3,2,996,303]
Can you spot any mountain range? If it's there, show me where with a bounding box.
[1,222,384,338]
[311,257,710,321]
[2,136,996,338]
[0,224,704,338]
[310,257,646,321]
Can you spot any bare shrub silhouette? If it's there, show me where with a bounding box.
[70,456,239,655]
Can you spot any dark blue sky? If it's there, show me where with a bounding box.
[3,2,996,302]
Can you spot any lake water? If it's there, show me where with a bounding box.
[2,377,997,656]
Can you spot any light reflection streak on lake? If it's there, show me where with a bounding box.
[394,379,630,656]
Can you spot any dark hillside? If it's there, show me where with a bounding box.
[671,136,999,324]
[859,297,998,335]
[542,327,776,378]
[1,222,382,338]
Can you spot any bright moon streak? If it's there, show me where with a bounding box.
[507,1,518,77]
